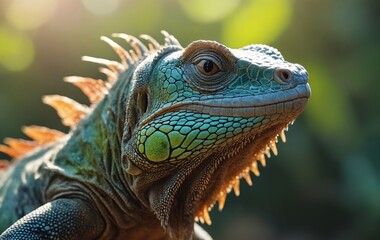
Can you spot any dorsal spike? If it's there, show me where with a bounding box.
[22,125,65,144]
[112,33,150,58]
[161,30,182,47]
[139,34,161,50]
[42,95,89,127]
[129,50,139,62]
[1,138,39,158]
[81,56,125,73]
[64,76,109,104]
[99,67,118,84]
[146,43,155,53]
[100,36,130,66]
[0,144,18,158]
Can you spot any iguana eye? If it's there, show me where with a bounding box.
[195,59,221,75]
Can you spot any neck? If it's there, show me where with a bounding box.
[51,69,163,228]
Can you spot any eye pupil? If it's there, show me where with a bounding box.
[203,60,214,73]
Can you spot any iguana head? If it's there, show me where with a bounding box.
[122,34,310,238]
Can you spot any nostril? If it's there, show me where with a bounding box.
[274,68,293,84]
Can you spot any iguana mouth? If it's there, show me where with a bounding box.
[140,83,310,127]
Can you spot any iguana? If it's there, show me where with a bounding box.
[0,31,310,239]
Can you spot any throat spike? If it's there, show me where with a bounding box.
[258,154,267,167]
[42,95,89,127]
[218,192,227,211]
[250,161,260,176]
[233,179,240,196]
[203,209,212,225]
[269,141,278,156]
[264,148,271,158]
[280,130,287,143]
[243,170,253,186]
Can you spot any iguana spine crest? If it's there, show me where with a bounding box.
[0,30,180,166]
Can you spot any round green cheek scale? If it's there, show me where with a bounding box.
[144,131,170,162]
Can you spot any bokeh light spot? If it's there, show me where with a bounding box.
[305,63,356,139]
[4,0,58,30]
[179,0,241,23]
[0,26,34,71]
[222,0,292,47]
[81,0,121,15]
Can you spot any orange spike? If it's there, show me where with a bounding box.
[2,138,39,158]
[264,147,271,158]
[146,43,155,53]
[0,144,18,158]
[233,179,240,196]
[64,76,109,104]
[22,125,65,144]
[99,67,118,84]
[100,36,130,66]
[129,50,139,62]
[161,30,182,47]
[258,153,267,167]
[140,34,161,50]
[218,192,227,211]
[243,171,253,186]
[269,141,278,156]
[42,95,89,127]
[203,208,212,225]
[280,130,287,143]
[81,56,125,73]
[250,161,260,176]
[113,33,149,58]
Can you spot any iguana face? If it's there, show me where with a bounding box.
[122,40,310,238]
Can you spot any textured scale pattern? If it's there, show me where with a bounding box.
[137,110,265,163]
[0,199,101,240]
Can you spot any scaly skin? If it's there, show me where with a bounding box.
[0,32,310,239]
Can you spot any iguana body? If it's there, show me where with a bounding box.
[0,32,310,239]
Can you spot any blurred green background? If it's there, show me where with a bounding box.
[0,0,379,239]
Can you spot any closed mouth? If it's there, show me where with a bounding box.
[140,83,311,127]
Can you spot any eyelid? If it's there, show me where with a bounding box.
[195,59,221,75]
[192,53,224,70]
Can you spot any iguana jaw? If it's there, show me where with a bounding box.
[142,95,308,239]
[154,121,293,239]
